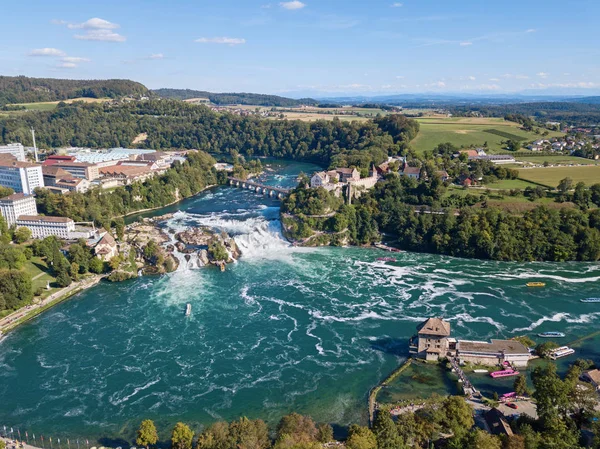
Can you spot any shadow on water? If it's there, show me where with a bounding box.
[369,338,410,357]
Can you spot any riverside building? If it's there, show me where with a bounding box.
[410,318,531,367]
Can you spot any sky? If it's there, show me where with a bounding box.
[2,0,600,97]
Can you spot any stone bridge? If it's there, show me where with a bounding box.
[227,177,290,199]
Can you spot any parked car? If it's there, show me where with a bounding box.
[506,403,518,409]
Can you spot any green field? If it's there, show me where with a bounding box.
[12,97,111,112]
[486,179,540,190]
[516,155,599,166]
[518,165,600,188]
[411,117,563,153]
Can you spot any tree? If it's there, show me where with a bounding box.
[171,422,194,449]
[276,413,317,444]
[373,412,406,449]
[56,269,72,288]
[514,374,530,397]
[208,241,229,263]
[89,257,104,274]
[136,419,158,449]
[439,396,474,438]
[557,177,573,194]
[316,423,333,444]
[345,425,377,449]
[114,218,125,241]
[109,255,123,271]
[229,417,270,449]
[13,227,31,244]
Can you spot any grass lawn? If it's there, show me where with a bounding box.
[23,256,58,297]
[13,97,110,111]
[485,179,539,190]
[518,165,600,188]
[411,117,563,153]
[515,155,598,166]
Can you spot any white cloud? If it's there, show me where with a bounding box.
[515,74,529,79]
[56,18,126,42]
[391,2,403,7]
[28,48,66,57]
[537,72,549,78]
[489,78,500,82]
[195,37,246,45]
[468,76,476,81]
[396,75,405,79]
[57,62,77,68]
[526,28,536,33]
[147,53,165,59]
[280,1,305,10]
[381,84,393,89]
[74,29,126,42]
[425,81,446,88]
[530,82,597,89]
[50,19,67,25]
[61,56,91,63]
[460,41,472,46]
[67,18,119,30]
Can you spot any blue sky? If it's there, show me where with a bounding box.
[3,0,600,96]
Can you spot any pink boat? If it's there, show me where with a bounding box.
[490,369,520,378]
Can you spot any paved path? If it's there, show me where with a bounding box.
[0,275,103,333]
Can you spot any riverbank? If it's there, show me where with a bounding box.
[0,274,104,335]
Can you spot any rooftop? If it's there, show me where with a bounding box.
[0,193,33,202]
[0,160,41,169]
[417,318,451,336]
[17,215,73,224]
[457,339,529,355]
[585,369,600,384]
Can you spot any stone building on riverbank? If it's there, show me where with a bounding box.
[410,318,531,367]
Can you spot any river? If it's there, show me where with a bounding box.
[0,160,599,441]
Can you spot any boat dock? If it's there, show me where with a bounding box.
[449,357,479,396]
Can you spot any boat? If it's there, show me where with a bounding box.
[526,282,546,287]
[185,303,191,316]
[581,297,600,303]
[537,331,565,338]
[490,369,520,378]
[377,257,397,262]
[473,369,489,373]
[549,346,575,360]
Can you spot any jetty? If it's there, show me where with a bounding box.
[227,177,290,199]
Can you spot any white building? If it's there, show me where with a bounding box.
[0,160,44,194]
[16,215,75,239]
[0,193,38,226]
[0,143,26,161]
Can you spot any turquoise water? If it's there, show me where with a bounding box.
[1,160,600,442]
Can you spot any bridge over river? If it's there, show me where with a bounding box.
[227,177,290,199]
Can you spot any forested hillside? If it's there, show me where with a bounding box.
[0,76,149,105]
[0,100,418,168]
[153,88,317,107]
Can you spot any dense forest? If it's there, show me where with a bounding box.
[283,173,600,262]
[152,88,317,107]
[0,76,149,105]
[448,102,600,126]
[0,100,418,168]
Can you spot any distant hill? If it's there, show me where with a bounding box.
[153,88,318,107]
[0,75,149,105]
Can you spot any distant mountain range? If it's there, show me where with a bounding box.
[3,75,600,109]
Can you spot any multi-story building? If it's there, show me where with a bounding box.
[0,160,44,194]
[0,193,38,226]
[49,162,99,181]
[16,215,75,239]
[0,143,26,161]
